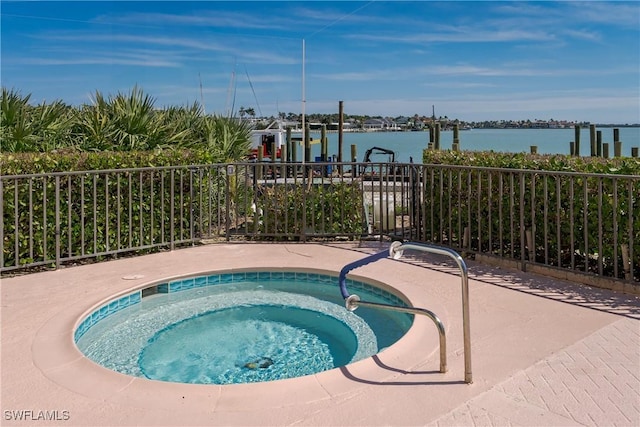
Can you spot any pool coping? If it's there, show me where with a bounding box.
[3,242,639,426]
[69,268,415,396]
[31,264,447,413]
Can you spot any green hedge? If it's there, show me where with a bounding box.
[255,181,364,238]
[2,148,638,281]
[1,149,215,175]
[423,150,640,175]
[1,165,224,270]
[1,153,365,271]
[422,150,639,281]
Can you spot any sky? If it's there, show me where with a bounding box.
[2,1,639,123]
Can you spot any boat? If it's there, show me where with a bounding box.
[250,120,318,160]
[251,127,287,159]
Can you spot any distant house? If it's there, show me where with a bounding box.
[329,121,354,131]
[530,121,549,129]
[280,119,300,129]
[395,116,410,130]
[308,121,355,131]
[363,118,397,131]
[343,120,355,130]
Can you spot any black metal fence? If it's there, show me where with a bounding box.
[2,162,638,286]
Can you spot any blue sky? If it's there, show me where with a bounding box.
[2,1,639,123]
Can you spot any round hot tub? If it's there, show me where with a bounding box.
[74,270,414,385]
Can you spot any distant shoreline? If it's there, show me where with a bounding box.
[304,125,640,134]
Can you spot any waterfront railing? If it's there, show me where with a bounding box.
[2,162,638,289]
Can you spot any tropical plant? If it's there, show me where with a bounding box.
[1,87,34,152]
[1,88,76,152]
[74,91,113,150]
[199,114,253,226]
[203,115,252,163]
[163,101,204,148]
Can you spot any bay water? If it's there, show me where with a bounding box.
[307,127,640,163]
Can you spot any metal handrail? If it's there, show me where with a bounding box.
[390,241,472,383]
[345,294,447,375]
[338,241,472,383]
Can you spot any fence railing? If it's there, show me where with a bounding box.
[420,165,639,284]
[2,162,638,286]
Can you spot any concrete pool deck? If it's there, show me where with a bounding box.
[1,242,639,426]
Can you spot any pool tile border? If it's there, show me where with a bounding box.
[74,270,408,343]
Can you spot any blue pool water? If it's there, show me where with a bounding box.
[75,271,413,385]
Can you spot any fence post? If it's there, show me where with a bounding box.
[351,144,358,176]
[525,229,534,261]
[462,226,470,255]
[170,170,175,250]
[338,100,344,167]
[225,165,232,241]
[55,176,61,269]
[189,168,195,242]
[621,244,631,280]
[0,179,3,269]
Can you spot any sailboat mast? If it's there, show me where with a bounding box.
[226,61,237,117]
[199,73,206,114]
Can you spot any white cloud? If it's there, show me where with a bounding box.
[13,56,180,67]
[346,29,556,44]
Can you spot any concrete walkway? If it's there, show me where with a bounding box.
[431,317,639,426]
[1,242,639,426]
[341,242,640,427]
